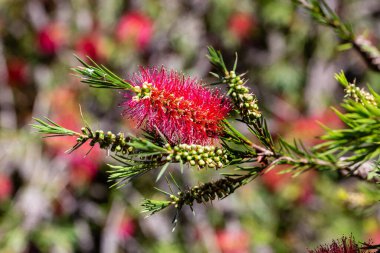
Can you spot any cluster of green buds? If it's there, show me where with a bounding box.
[164,143,230,169]
[223,70,261,121]
[344,82,377,106]
[78,128,133,154]
[169,176,243,209]
[132,82,152,101]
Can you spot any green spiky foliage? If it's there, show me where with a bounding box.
[72,56,133,90]
[313,72,380,180]
[33,50,380,224]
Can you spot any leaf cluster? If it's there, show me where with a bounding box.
[316,73,380,171]
[72,56,133,90]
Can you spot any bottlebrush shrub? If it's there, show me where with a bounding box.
[32,47,380,229]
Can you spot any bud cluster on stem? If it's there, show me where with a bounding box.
[169,177,241,208]
[165,143,230,169]
[335,71,377,106]
[78,128,134,154]
[344,83,377,106]
[223,70,261,121]
[141,175,251,216]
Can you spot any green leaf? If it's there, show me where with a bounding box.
[156,163,170,182]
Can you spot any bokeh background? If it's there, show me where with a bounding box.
[0,0,380,252]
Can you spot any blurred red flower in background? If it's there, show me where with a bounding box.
[261,165,292,193]
[115,11,153,51]
[216,228,250,253]
[6,58,28,87]
[69,154,99,186]
[296,170,317,205]
[261,166,317,204]
[37,23,67,56]
[44,86,102,186]
[0,174,12,201]
[228,12,255,41]
[284,110,343,146]
[117,216,135,240]
[75,32,107,62]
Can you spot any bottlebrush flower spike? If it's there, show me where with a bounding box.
[123,67,231,145]
[308,236,369,253]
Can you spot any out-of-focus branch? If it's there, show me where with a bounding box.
[294,0,380,72]
[0,42,17,129]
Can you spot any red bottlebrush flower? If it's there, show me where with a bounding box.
[123,67,231,145]
[228,12,255,41]
[308,236,369,253]
[115,11,153,50]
